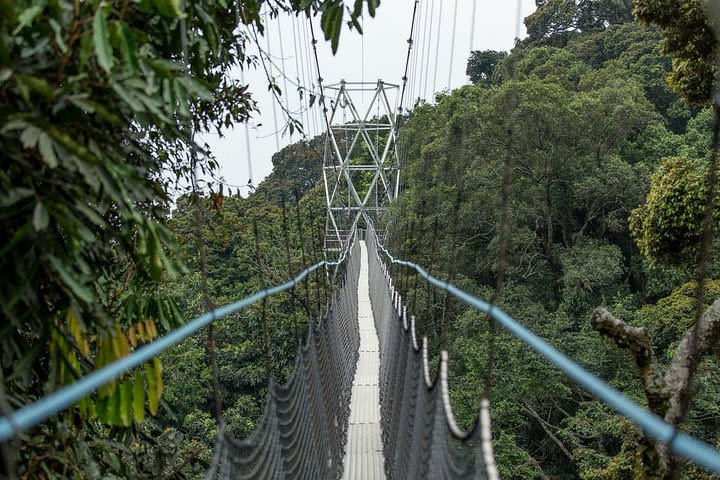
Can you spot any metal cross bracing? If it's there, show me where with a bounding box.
[323,80,401,259]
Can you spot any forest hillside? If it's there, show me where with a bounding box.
[382,4,720,479]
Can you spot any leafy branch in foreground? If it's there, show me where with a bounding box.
[1,0,379,477]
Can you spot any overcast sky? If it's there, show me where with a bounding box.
[200,1,536,193]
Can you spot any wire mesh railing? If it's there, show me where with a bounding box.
[366,226,498,479]
[208,235,361,479]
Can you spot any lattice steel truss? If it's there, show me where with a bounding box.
[323,80,400,258]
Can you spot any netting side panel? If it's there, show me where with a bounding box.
[366,227,495,480]
[208,238,361,480]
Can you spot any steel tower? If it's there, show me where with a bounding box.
[323,80,400,257]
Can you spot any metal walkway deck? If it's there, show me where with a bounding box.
[342,241,385,479]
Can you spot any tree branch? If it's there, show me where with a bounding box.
[590,301,720,478]
[664,299,720,426]
[521,402,575,462]
[590,308,669,415]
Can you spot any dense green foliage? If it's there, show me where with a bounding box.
[634,0,718,106]
[525,0,634,44]
[384,15,720,480]
[466,50,507,85]
[629,155,720,265]
[0,0,376,476]
[254,135,324,205]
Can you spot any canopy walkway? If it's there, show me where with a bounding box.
[342,241,384,479]
[2,224,720,478]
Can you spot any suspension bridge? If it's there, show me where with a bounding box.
[2,217,720,477]
[3,1,720,479]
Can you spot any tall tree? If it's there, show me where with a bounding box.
[525,0,634,42]
[634,0,718,105]
[466,50,508,85]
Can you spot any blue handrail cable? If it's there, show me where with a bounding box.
[0,222,359,444]
[367,225,720,475]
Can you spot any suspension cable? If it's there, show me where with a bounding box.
[308,17,331,134]
[291,16,308,134]
[421,0,435,99]
[398,0,419,114]
[240,70,254,188]
[300,18,318,136]
[469,0,478,52]
[417,0,430,101]
[277,16,292,139]
[297,16,313,135]
[431,0,443,95]
[265,17,281,152]
[401,0,422,166]
[419,0,429,100]
[408,0,423,107]
[447,0,459,89]
[361,11,365,105]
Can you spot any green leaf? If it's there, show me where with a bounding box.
[0,68,12,83]
[1,188,33,208]
[133,371,145,423]
[17,74,53,98]
[38,133,58,168]
[33,202,49,231]
[47,256,93,303]
[153,357,162,397]
[352,0,363,18]
[93,7,114,73]
[156,297,169,330]
[13,5,43,35]
[79,34,93,69]
[176,76,213,101]
[119,379,132,426]
[136,92,172,123]
[348,12,363,33]
[111,82,143,111]
[146,360,160,415]
[367,0,378,17]
[144,58,184,74]
[67,94,96,113]
[74,201,106,228]
[20,125,41,149]
[116,22,139,71]
[14,76,30,104]
[96,395,109,421]
[150,0,181,17]
[107,387,121,425]
[49,18,68,54]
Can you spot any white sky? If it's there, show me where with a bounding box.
[200,1,536,192]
